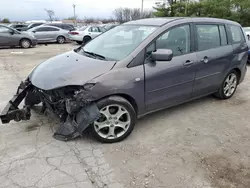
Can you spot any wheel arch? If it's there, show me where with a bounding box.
[83,35,91,39]
[57,35,66,39]
[233,68,241,81]
[96,93,138,115]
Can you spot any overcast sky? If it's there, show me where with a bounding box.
[0,0,158,21]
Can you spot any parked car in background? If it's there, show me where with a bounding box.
[68,25,104,44]
[103,24,119,31]
[44,23,75,31]
[19,23,44,31]
[0,24,37,48]
[27,25,69,44]
[243,27,250,40]
[8,23,28,31]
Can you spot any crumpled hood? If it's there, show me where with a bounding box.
[29,50,116,90]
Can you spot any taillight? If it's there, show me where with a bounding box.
[69,31,79,35]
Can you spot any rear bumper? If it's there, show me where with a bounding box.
[69,35,83,42]
[0,81,32,124]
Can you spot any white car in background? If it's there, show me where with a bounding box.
[243,27,250,40]
[68,26,105,44]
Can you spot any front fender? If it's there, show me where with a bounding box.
[88,66,145,115]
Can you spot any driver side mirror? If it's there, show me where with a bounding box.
[151,49,173,61]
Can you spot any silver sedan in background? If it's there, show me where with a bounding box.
[0,24,37,48]
[28,25,70,44]
[68,25,104,44]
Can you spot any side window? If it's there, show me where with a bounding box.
[89,27,99,32]
[219,25,228,46]
[33,23,41,27]
[229,25,245,44]
[196,24,220,51]
[0,26,11,33]
[147,25,191,57]
[36,27,57,32]
[62,25,69,30]
[36,27,46,32]
[48,27,59,31]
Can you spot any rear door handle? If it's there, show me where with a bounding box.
[183,60,194,66]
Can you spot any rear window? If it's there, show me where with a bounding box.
[229,25,245,44]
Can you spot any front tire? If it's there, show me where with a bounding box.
[20,39,31,48]
[214,70,239,99]
[91,96,136,143]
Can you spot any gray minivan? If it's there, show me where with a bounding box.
[0,18,248,143]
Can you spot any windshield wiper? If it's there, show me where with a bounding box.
[83,50,107,60]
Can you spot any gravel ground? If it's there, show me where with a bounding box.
[0,43,250,188]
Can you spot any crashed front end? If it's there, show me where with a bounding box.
[0,79,100,141]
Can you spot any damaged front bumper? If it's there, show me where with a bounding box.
[0,80,101,141]
[0,81,32,124]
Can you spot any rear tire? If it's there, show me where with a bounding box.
[83,36,91,45]
[20,39,31,48]
[57,36,66,44]
[214,70,239,99]
[90,96,136,143]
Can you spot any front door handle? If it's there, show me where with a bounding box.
[201,56,209,63]
[183,60,194,66]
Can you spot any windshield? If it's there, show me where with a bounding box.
[82,25,157,61]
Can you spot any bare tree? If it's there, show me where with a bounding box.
[123,8,131,22]
[113,8,124,23]
[44,9,55,22]
[113,7,153,23]
[131,8,141,20]
[142,10,154,18]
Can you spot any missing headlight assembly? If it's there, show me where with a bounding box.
[0,81,100,141]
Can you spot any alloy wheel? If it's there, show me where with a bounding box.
[58,37,65,44]
[22,40,30,48]
[223,73,237,97]
[94,104,131,140]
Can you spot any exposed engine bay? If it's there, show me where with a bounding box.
[0,80,101,141]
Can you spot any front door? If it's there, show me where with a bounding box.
[193,24,234,96]
[0,26,17,46]
[34,27,56,42]
[145,24,197,111]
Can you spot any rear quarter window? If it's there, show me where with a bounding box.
[229,25,245,44]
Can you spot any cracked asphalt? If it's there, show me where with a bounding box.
[1,43,250,188]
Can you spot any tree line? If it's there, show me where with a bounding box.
[153,0,250,26]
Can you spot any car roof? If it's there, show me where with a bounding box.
[37,25,62,29]
[47,23,73,25]
[124,17,240,27]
